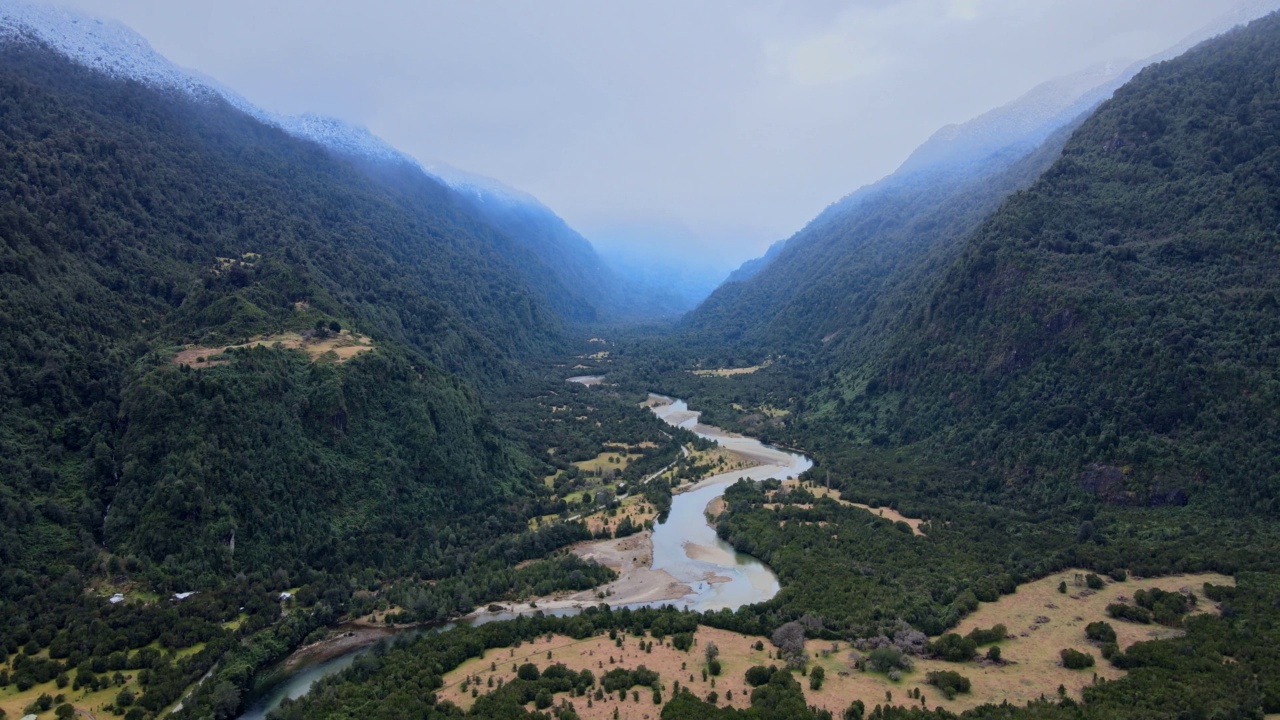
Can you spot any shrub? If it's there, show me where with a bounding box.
[809,666,825,690]
[869,646,906,673]
[745,665,775,687]
[708,659,721,676]
[1107,603,1153,624]
[926,670,972,699]
[1085,573,1105,590]
[1085,621,1117,643]
[517,663,540,681]
[672,633,694,652]
[965,625,1007,646]
[1060,648,1095,669]
[929,633,977,662]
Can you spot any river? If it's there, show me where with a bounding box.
[236,392,811,719]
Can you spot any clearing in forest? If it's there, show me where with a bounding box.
[173,330,374,368]
[769,479,927,536]
[438,570,1232,719]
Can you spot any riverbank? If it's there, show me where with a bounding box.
[281,622,403,673]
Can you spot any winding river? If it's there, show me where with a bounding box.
[236,392,811,719]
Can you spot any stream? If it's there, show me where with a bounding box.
[236,392,812,719]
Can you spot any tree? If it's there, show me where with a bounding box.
[209,681,241,720]
[117,687,135,707]
[518,663,541,681]
[771,621,806,657]
[704,641,720,664]
[809,665,825,690]
[535,688,553,709]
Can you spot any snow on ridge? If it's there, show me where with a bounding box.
[0,0,555,212]
[0,0,410,166]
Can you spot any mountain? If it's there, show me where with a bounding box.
[0,0,650,325]
[724,237,786,284]
[425,163,685,321]
[0,24,587,589]
[832,10,1280,510]
[681,93,1091,358]
[688,1,1280,356]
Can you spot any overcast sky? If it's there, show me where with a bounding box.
[58,1,1269,265]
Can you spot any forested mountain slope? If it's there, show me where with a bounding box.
[682,84,1109,358]
[830,11,1280,511]
[684,125,1082,358]
[431,166,681,321]
[0,41,579,586]
[686,2,1280,360]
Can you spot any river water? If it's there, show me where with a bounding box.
[237,392,811,718]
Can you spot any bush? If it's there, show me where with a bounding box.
[517,663,540,681]
[1060,648,1095,669]
[745,665,775,687]
[809,666,825,690]
[926,670,972,699]
[986,646,1002,663]
[929,633,977,662]
[869,647,907,673]
[1085,621,1117,643]
[1085,573,1105,590]
[672,633,693,652]
[1107,603,1153,624]
[708,659,721,676]
[965,625,1007,646]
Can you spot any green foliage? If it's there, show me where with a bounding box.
[868,647,909,673]
[929,633,977,662]
[924,670,971,699]
[1107,603,1153,624]
[1085,621,1117,643]
[965,624,1007,646]
[744,665,775,687]
[808,665,825,690]
[1060,648,1095,670]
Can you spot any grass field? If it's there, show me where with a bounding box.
[436,570,1233,718]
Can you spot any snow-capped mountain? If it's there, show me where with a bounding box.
[0,0,457,181]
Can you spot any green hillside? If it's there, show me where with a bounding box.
[829,12,1280,511]
[0,41,589,584]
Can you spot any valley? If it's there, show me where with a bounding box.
[4,3,1280,720]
